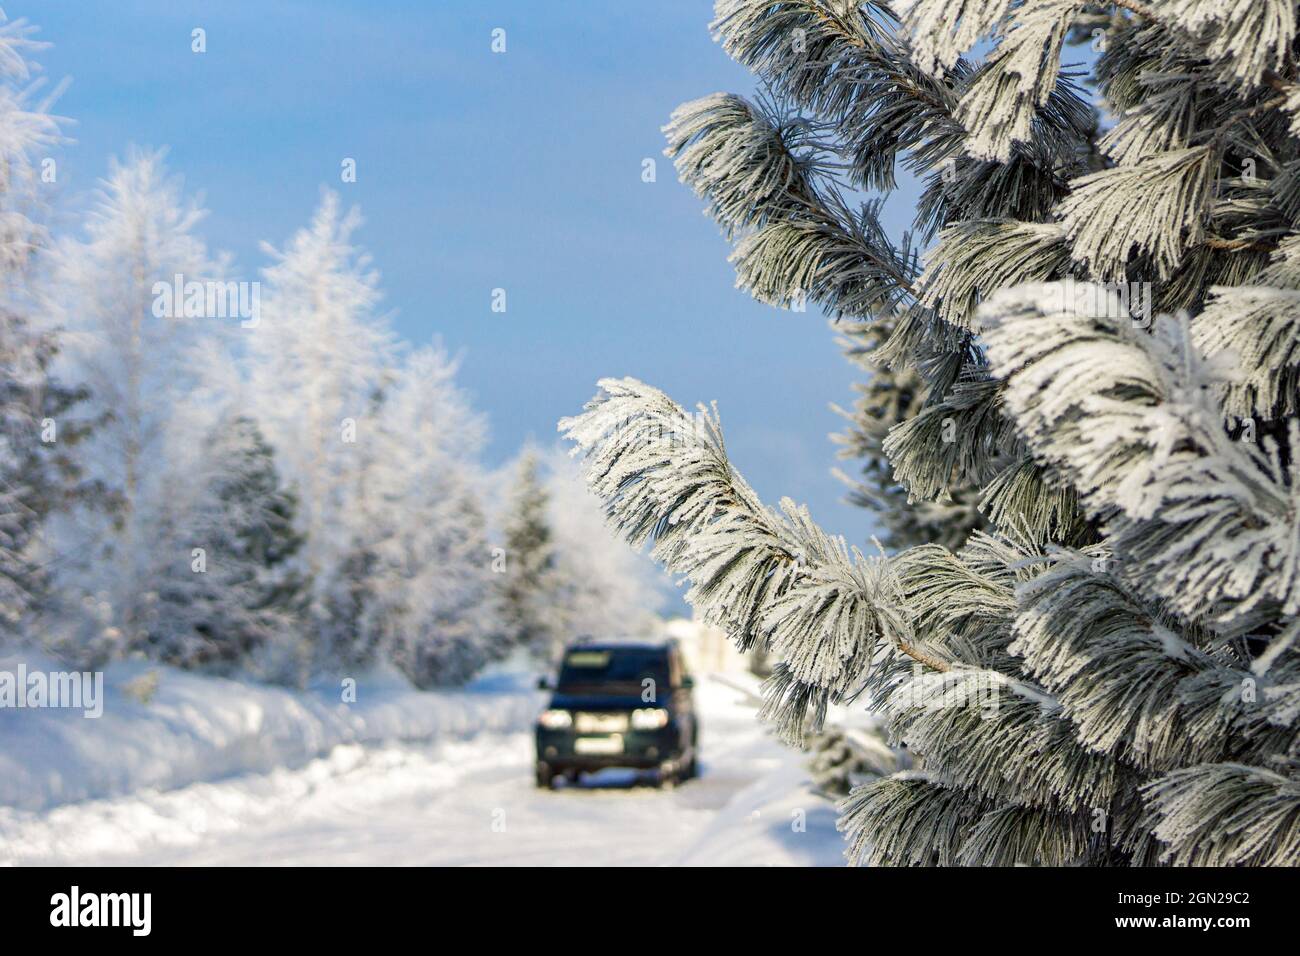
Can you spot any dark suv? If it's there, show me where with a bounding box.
[535,639,698,789]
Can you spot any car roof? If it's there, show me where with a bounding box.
[564,637,676,653]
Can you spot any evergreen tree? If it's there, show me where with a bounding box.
[45,147,222,659]
[496,449,665,664]
[380,484,502,687]
[541,447,665,643]
[146,414,310,683]
[0,15,104,651]
[357,344,504,686]
[831,318,986,551]
[498,451,563,661]
[564,1,1300,865]
[246,190,399,669]
[0,312,99,645]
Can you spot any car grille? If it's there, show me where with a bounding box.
[574,712,630,734]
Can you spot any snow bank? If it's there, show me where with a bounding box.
[668,670,862,866]
[0,652,543,812]
[2,669,856,866]
[675,757,846,866]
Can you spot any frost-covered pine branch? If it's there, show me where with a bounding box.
[981,282,1300,626]
[564,0,1300,865]
[830,319,987,552]
[560,378,942,740]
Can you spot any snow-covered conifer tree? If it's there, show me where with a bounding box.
[0,311,98,648]
[563,1,1300,865]
[541,448,665,643]
[45,147,222,659]
[497,449,662,663]
[0,17,105,653]
[497,451,563,660]
[357,344,503,686]
[146,414,310,683]
[246,190,398,668]
[831,319,985,550]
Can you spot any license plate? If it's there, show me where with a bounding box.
[574,735,623,755]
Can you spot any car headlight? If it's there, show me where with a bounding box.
[538,709,572,730]
[631,707,670,730]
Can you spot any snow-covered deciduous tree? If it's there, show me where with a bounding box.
[563,1,1300,866]
[0,13,60,280]
[44,147,222,660]
[246,190,398,668]
[246,197,505,685]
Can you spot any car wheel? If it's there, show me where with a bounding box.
[535,764,555,789]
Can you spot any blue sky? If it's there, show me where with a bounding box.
[31,0,923,550]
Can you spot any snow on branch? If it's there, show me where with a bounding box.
[663,92,825,239]
[903,0,1018,78]
[917,219,1070,328]
[978,455,1083,541]
[892,540,1018,648]
[1285,85,1300,140]
[1054,145,1215,279]
[885,664,1122,812]
[882,372,1021,502]
[730,200,916,315]
[712,0,900,103]
[839,773,984,866]
[843,754,1104,867]
[980,281,1300,628]
[1097,76,1197,165]
[560,377,938,740]
[713,0,962,192]
[712,0,899,80]
[1195,285,1300,419]
[1175,0,1296,88]
[956,801,1095,866]
[1141,762,1300,866]
[1012,554,1258,771]
[664,93,916,315]
[1192,238,1300,419]
[954,0,1076,162]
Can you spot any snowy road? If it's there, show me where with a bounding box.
[1,677,847,866]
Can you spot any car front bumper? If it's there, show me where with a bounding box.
[536,725,683,771]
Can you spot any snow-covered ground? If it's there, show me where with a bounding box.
[1,662,848,866]
[0,652,543,813]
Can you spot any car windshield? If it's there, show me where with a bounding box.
[556,648,669,694]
